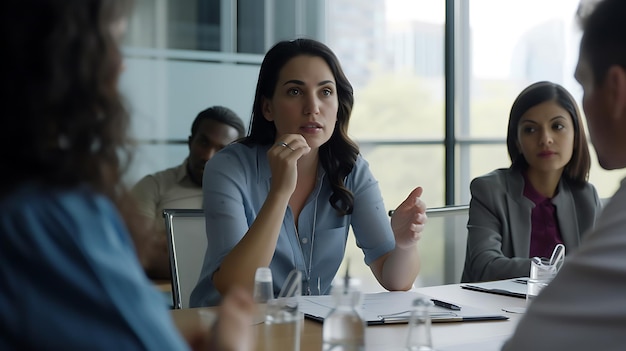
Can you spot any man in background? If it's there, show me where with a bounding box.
[132,105,245,279]
[503,0,626,349]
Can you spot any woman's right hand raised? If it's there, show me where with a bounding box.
[266,134,311,197]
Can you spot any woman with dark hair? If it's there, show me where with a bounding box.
[0,0,254,350]
[190,38,427,307]
[461,81,602,283]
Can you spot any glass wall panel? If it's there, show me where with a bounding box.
[330,0,445,140]
[361,145,445,211]
[126,0,222,50]
[464,0,581,139]
[122,1,323,184]
[466,144,510,180]
[197,0,221,51]
[125,0,265,52]
[326,0,445,202]
[237,0,265,53]
[120,58,260,185]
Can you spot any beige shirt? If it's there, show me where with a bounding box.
[131,159,203,231]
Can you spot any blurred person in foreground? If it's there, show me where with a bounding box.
[503,0,626,349]
[0,1,254,350]
[132,105,245,279]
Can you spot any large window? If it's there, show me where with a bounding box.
[462,0,626,201]
[327,0,446,211]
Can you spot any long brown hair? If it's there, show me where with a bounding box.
[243,39,359,215]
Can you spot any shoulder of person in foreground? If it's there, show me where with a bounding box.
[0,186,189,351]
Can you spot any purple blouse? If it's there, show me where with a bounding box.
[523,174,564,258]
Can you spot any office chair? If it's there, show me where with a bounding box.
[163,209,206,309]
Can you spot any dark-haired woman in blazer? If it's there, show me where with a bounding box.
[461,81,602,283]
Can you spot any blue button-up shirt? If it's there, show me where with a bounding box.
[190,143,396,307]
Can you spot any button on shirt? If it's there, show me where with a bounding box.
[189,143,396,307]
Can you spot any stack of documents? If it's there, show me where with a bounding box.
[299,291,508,325]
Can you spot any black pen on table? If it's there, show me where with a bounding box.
[431,299,461,311]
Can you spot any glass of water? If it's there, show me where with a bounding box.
[263,270,302,351]
[405,298,435,351]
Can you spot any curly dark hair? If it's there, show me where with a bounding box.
[0,0,133,200]
[242,38,359,216]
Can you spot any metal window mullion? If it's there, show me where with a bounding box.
[155,0,167,48]
[221,0,236,52]
[458,0,471,205]
[294,0,305,36]
[444,0,456,207]
[264,0,274,51]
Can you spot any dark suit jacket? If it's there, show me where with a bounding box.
[461,168,602,283]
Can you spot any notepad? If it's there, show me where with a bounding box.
[461,277,528,299]
[299,291,508,325]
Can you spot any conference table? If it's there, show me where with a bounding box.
[170,283,526,351]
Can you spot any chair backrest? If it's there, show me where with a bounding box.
[163,209,206,309]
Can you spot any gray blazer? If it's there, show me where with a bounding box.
[461,168,602,283]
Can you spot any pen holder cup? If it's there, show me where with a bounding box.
[526,257,558,306]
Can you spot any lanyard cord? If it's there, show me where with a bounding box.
[295,176,322,295]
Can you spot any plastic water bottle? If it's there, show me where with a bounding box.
[322,264,365,351]
[253,267,274,303]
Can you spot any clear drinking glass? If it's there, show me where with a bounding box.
[263,270,302,351]
[322,277,365,351]
[405,298,435,351]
